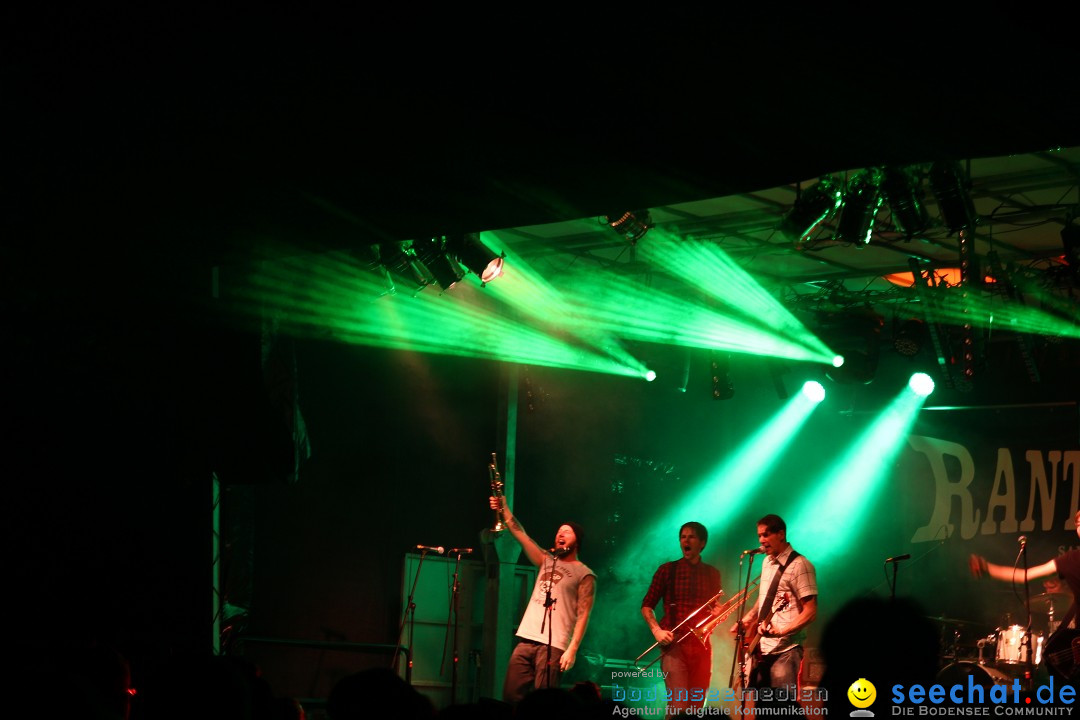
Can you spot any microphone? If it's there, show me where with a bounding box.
[448,548,474,555]
[550,547,570,557]
[416,545,445,554]
[741,547,765,557]
[885,554,911,563]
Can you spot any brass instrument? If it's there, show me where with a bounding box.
[489,452,506,532]
[635,589,723,669]
[634,576,760,670]
[688,576,760,648]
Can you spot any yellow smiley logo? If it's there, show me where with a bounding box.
[847,678,876,708]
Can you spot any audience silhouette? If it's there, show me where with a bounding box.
[134,652,305,720]
[326,667,434,720]
[818,596,939,715]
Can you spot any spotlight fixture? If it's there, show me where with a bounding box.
[821,309,884,385]
[834,169,884,246]
[892,318,927,358]
[413,237,465,291]
[880,165,931,239]
[801,380,826,404]
[452,232,505,285]
[375,241,433,292]
[376,235,504,293]
[366,245,398,296]
[604,210,653,244]
[929,160,976,234]
[908,372,935,397]
[779,176,843,247]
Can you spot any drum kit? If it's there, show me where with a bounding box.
[930,592,1070,686]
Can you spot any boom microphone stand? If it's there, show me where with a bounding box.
[1019,536,1033,692]
[394,546,437,680]
[542,550,561,689]
[728,549,759,712]
[441,549,470,705]
[885,553,911,600]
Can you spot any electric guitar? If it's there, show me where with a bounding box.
[735,594,792,688]
[1043,628,1080,685]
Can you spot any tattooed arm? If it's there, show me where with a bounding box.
[560,573,596,671]
[489,495,547,566]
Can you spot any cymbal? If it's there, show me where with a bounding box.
[924,615,979,626]
[1029,592,1072,612]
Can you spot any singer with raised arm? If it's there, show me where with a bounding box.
[489,494,596,704]
[640,521,723,714]
[969,511,1080,687]
[731,514,817,715]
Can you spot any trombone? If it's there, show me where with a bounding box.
[634,576,760,671]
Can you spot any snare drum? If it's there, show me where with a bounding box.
[995,625,1044,665]
[937,661,1012,687]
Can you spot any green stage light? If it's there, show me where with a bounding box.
[376,241,434,293]
[832,355,845,368]
[778,176,843,247]
[801,380,826,403]
[922,288,1080,340]
[484,228,838,371]
[612,390,825,578]
[222,250,645,378]
[835,169,884,246]
[929,160,976,233]
[880,165,931,239]
[790,384,931,566]
[558,268,837,365]
[413,237,465,291]
[645,370,657,382]
[481,238,651,377]
[820,310,884,385]
[638,233,838,362]
[908,372,935,396]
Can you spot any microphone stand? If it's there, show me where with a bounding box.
[1020,541,1033,692]
[441,549,465,705]
[728,552,757,713]
[541,552,559,689]
[883,554,911,600]
[886,558,903,600]
[394,547,432,681]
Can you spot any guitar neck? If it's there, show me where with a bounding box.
[742,599,790,655]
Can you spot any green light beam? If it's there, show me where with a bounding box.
[560,270,837,364]
[479,234,650,375]
[611,392,823,577]
[640,231,837,359]
[1026,286,1080,324]
[222,252,645,377]
[789,386,930,567]
[925,289,1080,339]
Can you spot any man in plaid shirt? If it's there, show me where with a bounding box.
[641,521,723,714]
[733,513,818,715]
